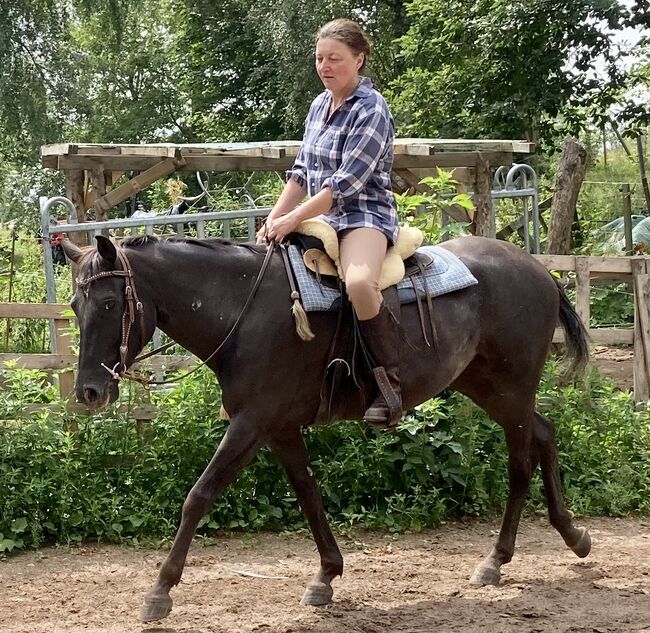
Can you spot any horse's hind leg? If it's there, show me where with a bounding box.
[140,416,264,622]
[470,407,538,586]
[270,432,344,606]
[534,412,591,557]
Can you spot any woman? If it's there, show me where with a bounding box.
[257,18,401,427]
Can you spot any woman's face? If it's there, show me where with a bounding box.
[315,37,364,95]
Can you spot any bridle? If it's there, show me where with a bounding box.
[75,240,277,386]
[76,248,145,380]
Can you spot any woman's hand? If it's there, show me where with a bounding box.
[256,223,269,245]
[266,211,302,243]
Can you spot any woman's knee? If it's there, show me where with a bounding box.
[345,275,381,318]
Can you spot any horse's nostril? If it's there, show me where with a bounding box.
[83,386,101,404]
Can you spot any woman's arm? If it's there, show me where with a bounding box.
[264,186,334,243]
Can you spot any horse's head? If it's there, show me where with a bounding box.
[63,236,156,409]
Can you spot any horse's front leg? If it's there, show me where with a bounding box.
[270,431,344,606]
[140,416,264,622]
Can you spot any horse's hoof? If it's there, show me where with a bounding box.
[469,564,501,586]
[570,526,592,558]
[301,581,333,606]
[139,596,173,622]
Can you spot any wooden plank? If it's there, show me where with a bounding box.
[0,354,78,369]
[393,138,534,153]
[0,352,195,371]
[261,147,286,159]
[633,259,650,401]
[575,257,591,327]
[533,255,650,274]
[94,156,187,214]
[552,327,634,345]
[534,255,576,271]
[0,303,72,318]
[24,402,159,419]
[394,152,512,170]
[40,143,76,156]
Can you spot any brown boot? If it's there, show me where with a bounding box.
[358,303,402,427]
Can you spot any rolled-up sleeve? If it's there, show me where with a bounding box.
[285,143,307,189]
[321,105,389,200]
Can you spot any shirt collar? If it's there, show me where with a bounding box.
[325,76,373,105]
[348,76,373,101]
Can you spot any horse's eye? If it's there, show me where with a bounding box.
[105,300,115,311]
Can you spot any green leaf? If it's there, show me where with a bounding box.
[10,517,28,534]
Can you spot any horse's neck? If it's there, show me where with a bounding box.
[136,241,258,354]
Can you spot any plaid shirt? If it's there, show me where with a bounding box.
[287,76,399,244]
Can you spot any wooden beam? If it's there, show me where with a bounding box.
[54,152,514,173]
[0,303,72,318]
[0,353,78,369]
[93,155,187,214]
[533,255,650,274]
[552,327,634,345]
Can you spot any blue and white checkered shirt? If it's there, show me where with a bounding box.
[287,76,399,244]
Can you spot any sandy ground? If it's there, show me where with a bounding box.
[592,346,634,391]
[1,517,649,633]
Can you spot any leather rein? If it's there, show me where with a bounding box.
[76,241,277,386]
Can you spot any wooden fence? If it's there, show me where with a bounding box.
[535,255,650,401]
[1,254,649,408]
[0,303,192,423]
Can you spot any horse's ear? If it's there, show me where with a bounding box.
[61,239,84,264]
[96,235,117,266]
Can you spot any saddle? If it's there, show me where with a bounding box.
[294,218,428,289]
[281,220,437,426]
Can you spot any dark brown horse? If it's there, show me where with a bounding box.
[62,234,591,622]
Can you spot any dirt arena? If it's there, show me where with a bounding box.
[1,517,649,633]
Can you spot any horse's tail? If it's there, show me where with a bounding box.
[555,280,590,381]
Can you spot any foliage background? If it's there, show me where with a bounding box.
[0,1,649,554]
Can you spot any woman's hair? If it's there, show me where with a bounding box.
[315,19,371,70]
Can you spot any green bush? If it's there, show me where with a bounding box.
[0,360,648,553]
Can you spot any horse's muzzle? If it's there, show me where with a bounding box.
[77,380,119,410]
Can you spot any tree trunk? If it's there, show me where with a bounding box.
[471,154,494,237]
[637,135,650,214]
[546,139,588,255]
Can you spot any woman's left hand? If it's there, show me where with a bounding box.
[266,211,301,243]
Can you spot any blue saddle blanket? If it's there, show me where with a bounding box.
[287,244,478,312]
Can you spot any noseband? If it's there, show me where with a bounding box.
[76,248,145,379]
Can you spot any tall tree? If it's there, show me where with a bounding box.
[388,0,650,143]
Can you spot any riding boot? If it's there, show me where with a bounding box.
[358,302,402,427]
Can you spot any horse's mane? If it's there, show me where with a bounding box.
[119,234,264,253]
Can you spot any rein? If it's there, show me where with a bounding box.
[76,240,277,386]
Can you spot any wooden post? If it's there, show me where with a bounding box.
[54,317,75,401]
[546,139,588,255]
[637,135,650,214]
[65,170,88,245]
[622,184,633,255]
[575,257,591,329]
[632,259,650,402]
[602,123,607,167]
[472,154,494,237]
